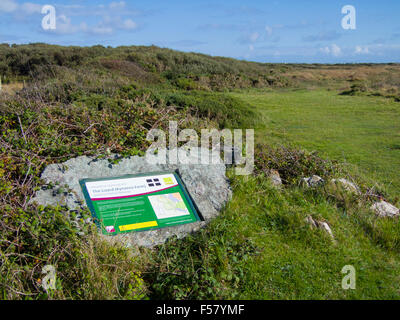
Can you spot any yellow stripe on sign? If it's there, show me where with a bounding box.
[119,221,158,231]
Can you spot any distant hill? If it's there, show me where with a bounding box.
[1,43,399,95]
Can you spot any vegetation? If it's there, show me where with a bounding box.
[230,89,400,198]
[0,43,399,299]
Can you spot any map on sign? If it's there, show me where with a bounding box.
[79,171,201,235]
[149,193,191,219]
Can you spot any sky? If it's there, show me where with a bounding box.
[0,0,399,63]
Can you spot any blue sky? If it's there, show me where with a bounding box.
[0,0,399,63]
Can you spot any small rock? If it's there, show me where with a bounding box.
[371,201,399,217]
[329,178,360,195]
[305,215,318,228]
[268,169,282,187]
[305,215,334,239]
[301,175,324,187]
[318,222,334,239]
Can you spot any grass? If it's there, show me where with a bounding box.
[145,173,400,299]
[229,174,400,299]
[1,44,400,300]
[127,84,400,299]
[0,82,23,95]
[229,88,400,198]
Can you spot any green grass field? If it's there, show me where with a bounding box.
[147,170,400,299]
[220,174,400,299]
[230,89,400,197]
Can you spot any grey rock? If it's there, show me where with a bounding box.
[268,169,282,187]
[31,148,232,247]
[305,215,318,228]
[371,201,399,218]
[305,215,334,240]
[319,221,334,239]
[301,175,324,187]
[329,178,360,195]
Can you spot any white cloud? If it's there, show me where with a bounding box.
[91,26,113,35]
[0,1,47,15]
[265,26,273,36]
[250,32,260,42]
[53,15,113,35]
[331,44,342,56]
[58,5,85,9]
[320,46,330,54]
[2,1,138,37]
[51,15,88,35]
[123,19,137,30]
[43,11,138,36]
[21,2,41,14]
[109,1,126,9]
[320,44,342,57]
[354,45,370,54]
[239,31,260,44]
[273,50,281,57]
[0,0,18,12]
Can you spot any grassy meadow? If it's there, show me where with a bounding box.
[146,87,400,298]
[1,44,400,299]
[230,89,400,198]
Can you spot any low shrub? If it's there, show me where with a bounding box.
[164,91,260,128]
[144,233,259,299]
[0,205,146,299]
[254,144,338,185]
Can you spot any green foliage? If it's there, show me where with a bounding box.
[254,144,338,185]
[340,82,369,96]
[145,230,260,299]
[164,91,259,128]
[173,77,198,90]
[0,203,146,299]
[356,211,400,252]
[0,61,211,300]
[0,43,291,89]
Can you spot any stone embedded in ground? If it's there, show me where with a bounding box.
[328,178,360,195]
[31,148,232,248]
[318,222,334,239]
[305,215,334,240]
[301,175,324,187]
[370,201,399,218]
[305,215,318,228]
[268,169,282,187]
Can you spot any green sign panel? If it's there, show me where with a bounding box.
[79,171,201,235]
